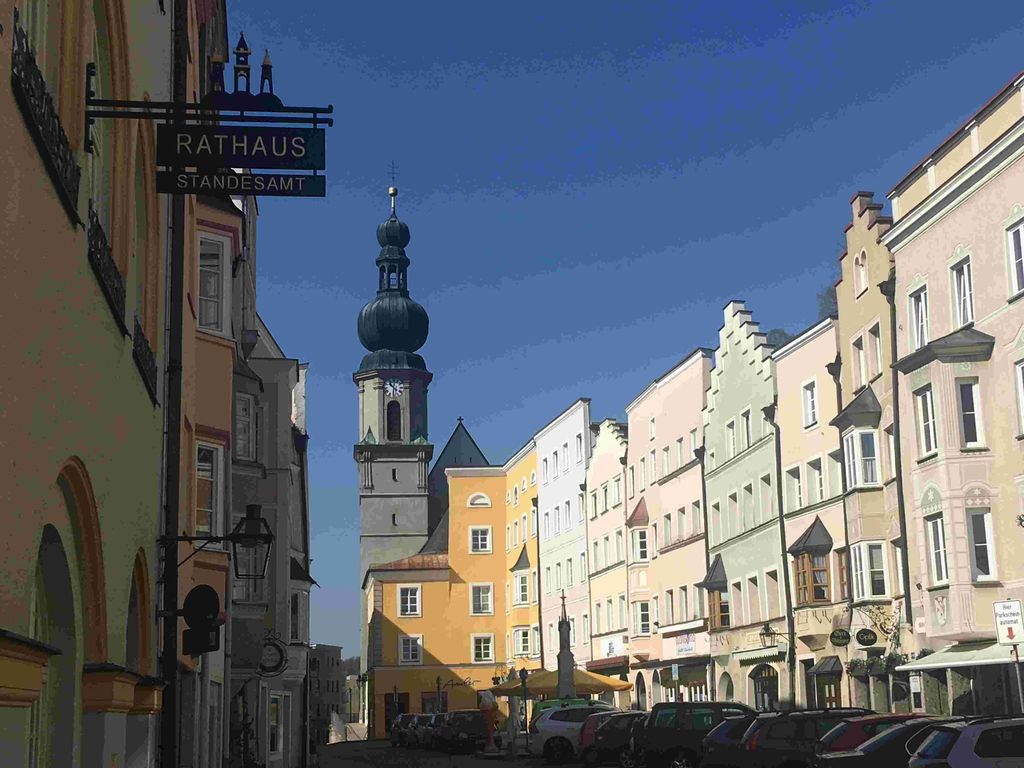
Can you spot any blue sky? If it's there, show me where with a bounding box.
[226,0,1024,654]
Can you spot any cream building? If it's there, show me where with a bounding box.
[626,350,714,708]
[884,72,1024,717]
[773,318,852,708]
[584,419,632,708]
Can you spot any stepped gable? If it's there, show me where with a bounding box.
[705,300,775,422]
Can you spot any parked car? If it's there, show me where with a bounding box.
[421,713,446,749]
[737,708,872,768]
[389,713,417,746]
[633,701,757,768]
[580,710,626,764]
[530,704,615,764]
[440,709,490,753]
[583,711,647,766]
[531,697,616,728]
[701,714,759,768]
[407,713,434,747]
[909,716,1024,768]
[816,718,955,768]
[818,714,929,755]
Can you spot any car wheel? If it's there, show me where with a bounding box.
[544,738,572,765]
[619,750,637,768]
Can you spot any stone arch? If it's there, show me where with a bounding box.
[718,671,734,701]
[29,524,79,768]
[386,400,401,442]
[56,456,107,662]
[634,672,647,711]
[467,493,492,508]
[652,670,662,705]
[749,663,779,711]
[126,547,152,674]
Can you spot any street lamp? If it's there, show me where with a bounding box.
[759,622,779,648]
[231,504,274,579]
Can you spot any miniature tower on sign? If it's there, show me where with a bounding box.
[260,49,273,95]
[233,32,251,93]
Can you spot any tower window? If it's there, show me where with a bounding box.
[389,269,399,289]
[392,468,399,482]
[386,400,402,441]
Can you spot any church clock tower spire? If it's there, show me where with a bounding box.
[355,187,435,672]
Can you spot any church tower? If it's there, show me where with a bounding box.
[355,187,434,664]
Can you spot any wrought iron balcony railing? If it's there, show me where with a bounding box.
[87,201,127,334]
[10,8,81,224]
[133,316,159,405]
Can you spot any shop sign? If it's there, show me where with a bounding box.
[156,125,326,170]
[829,629,851,647]
[994,600,1024,645]
[856,628,878,647]
[156,170,325,197]
[671,663,679,681]
[675,633,696,656]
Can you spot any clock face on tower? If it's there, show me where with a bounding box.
[384,378,404,398]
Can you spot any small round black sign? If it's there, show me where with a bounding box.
[829,628,851,647]
[856,628,879,646]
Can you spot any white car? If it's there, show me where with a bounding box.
[529,705,617,764]
[910,716,1024,768]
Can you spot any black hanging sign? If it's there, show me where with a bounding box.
[157,170,325,197]
[856,628,879,647]
[156,125,326,170]
[829,628,851,647]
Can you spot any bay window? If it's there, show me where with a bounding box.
[709,591,730,629]
[793,553,830,606]
[851,542,887,600]
[515,572,529,605]
[195,443,223,538]
[632,601,651,635]
[915,386,938,457]
[926,515,948,585]
[513,628,530,657]
[1011,222,1024,296]
[843,429,879,488]
[632,529,649,561]
[968,508,995,581]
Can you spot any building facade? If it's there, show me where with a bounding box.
[536,399,592,671]
[701,301,790,710]
[885,73,1024,716]
[0,1,171,765]
[626,350,714,709]
[584,419,632,706]
[309,644,344,751]
[773,318,852,708]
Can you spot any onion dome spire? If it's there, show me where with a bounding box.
[356,187,430,372]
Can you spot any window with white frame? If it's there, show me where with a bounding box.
[580,552,587,580]
[1011,222,1024,296]
[594,602,602,634]
[869,323,882,379]
[471,584,493,615]
[651,596,660,631]
[679,586,689,620]
[952,257,974,327]
[532,625,541,656]
[726,421,736,458]
[663,514,672,546]
[505,525,511,551]
[613,478,622,506]
[198,237,229,332]
[802,381,818,427]
[552,451,559,477]
[618,595,626,628]
[555,563,562,590]
[662,447,671,476]
[956,378,984,448]
[851,542,887,600]
[532,569,538,602]
[1018,361,1024,434]
[639,458,646,489]
[269,693,284,755]
[741,409,752,449]
[399,635,422,665]
[786,467,803,511]
[676,437,684,467]
[649,450,656,482]
[664,589,675,624]
[885,425,896,480]
[545,566,551,594]
[569,617,577,646]
[566,558,574,587]
[472,635,494,663]
[592,541,600,571]
[628,466,636,498]
[709,450,716,470]
[632,529,649,561]
[910,286,929,350]
[915,386,938,457]
[852,336,866,390]
[513,519,519,546]
[633,601,651,635]
[843,429,879,487]
[553,506,560,534]
[543,511,550,538]
[854,251,868,295]
[398,585,421,617]
[649,417,656,440]
[577,493,584,524]
[531,507,538,537]
[515,572,529,604]
[690,429,698,457]
[195,443,223,538]
[652,523,658,556]
[614,530,623,562]
[590,491,598,519]
[469,526,492,553]
[582,614,590,640]
[926,515,948,585]
[968,508,995,581]
[542,459,549,483]
[530,471,536,486]
[235,393,256,461]
[513,627,530,657]
[576,433,583,463]
[807,459,824,504]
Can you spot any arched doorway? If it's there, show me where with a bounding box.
[28,525,79,768]
[751,665,779,711]
[719,672,735,701]
[634,673,647,711]
[652,671,662,705]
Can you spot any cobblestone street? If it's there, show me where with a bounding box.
[317,741,542,768]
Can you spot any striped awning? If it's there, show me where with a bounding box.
[895,642,1013,672]
[735,643,788,666]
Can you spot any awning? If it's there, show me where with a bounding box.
[627,497,649,527]
[895,641,1015,672]
[830,384,881,430]
[735,643,788,666]
[788,516,833,556]
[586,655,629,672]
[807,655,842,676]
[697,554,728,592]
[510,544,531,572]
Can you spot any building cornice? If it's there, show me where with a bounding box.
[771,317,835,361]
[624,348,712,414]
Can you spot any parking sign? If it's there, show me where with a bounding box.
[994,600,1024,645]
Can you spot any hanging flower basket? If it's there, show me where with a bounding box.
[845,658,868,677]
[883,653,908,672]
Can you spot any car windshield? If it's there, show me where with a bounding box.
[914,727,959,759]
[857,721,928,753]
[720,717,755,739]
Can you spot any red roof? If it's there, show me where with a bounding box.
[368,553,448,572]
[626,497,649,527]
